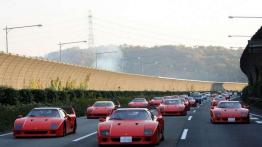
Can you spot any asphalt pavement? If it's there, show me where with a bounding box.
[1,99,262,147]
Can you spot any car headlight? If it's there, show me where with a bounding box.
[50,124,59,130]
[214,111,221,118]
[100,130,110,136]
[14,124,23,130]
[144,129,153,136]
[241,112,248,117]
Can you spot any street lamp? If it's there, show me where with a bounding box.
[229,16,262,19]
[58,40,87,62]
[228,35,251,38]
[95,51,117,68]
[3,24,42,53]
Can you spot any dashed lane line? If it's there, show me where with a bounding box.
[180,129,188,140]
[188,116,192,121]
[250,117,259,120]
[193,110,196,113]
[0,132,12,137]
[256,121,262,124]
[72,131,97,142]
[250,113,262,118]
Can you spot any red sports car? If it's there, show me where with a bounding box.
[13,107,77,137]
[210,101,250,123]
[97,108,164,145]
[180,97,190,111]
[159,99,187,116]
[211,96,226,107]
[187,97,197,107]
[86,101,119,118]
[149,97,163,107]
[128,98,148,108]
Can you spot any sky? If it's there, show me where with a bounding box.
[0,0,262,57]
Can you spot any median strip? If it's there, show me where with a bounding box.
[180,129,188,140]
[0,132,12,137]
[72,131,97,142]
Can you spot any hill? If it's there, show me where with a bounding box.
[45,45,247,82]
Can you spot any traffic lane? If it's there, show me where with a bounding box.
[177,101,262,147]
[0,117,98,147]
[66,108,198,147]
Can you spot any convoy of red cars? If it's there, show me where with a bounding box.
[11,91,249,146]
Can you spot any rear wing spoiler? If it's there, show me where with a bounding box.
[62,107,76,115]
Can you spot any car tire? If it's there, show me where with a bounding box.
[62,122,66,136]
[160,128,165,141]
[72,120,77,133]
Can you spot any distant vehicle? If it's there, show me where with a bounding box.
[128,98,148,108]
[190,92,203,104]
[210,101,250,123]
[211,96,226,107]
[97,108,164,145]
[187,97,197,107]
[86,101,119,118]
[13,107,77,137]
[159,99,187,116]
[149,97,163,107]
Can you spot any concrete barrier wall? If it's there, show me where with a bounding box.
[0,52,247,91]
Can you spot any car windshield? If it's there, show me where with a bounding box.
[218,102,241,108]
[27,109,60,118]
[110,110,150,120]
[164,99,181,105]
[153,97,162,100]
[132,98,146,102]
[215,97,226,101]
[94,102,113,107]
[188,97,194,100]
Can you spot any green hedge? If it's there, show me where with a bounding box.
[0,87,186,132]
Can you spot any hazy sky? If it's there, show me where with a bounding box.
[0,0,262,56]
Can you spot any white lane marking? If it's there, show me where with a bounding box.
[193,110,196,113]
[250,113,262,118]
[250,117,259,120]
[72,131,97,142]
[0,132,12,137]
[188,116,192,121]
[256,121,262,124]
[180,129,188,140]
[197,106,200,108]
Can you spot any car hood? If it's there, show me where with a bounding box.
[16,117,63,130]
[104,120,157,136]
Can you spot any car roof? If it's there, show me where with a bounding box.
[95,101,113,103]
[33,107,61,110]
[116,108,148,111]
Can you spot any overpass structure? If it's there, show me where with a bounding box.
[0,52,246,91]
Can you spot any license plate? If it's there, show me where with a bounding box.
[228,118,236,122]
[120,136,132,143]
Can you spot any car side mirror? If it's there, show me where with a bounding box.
[66,114,71,120]
[243,105,250,109]
[99,118,106,122]
[17,115,23,118]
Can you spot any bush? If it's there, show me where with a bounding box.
[0,87,18,105]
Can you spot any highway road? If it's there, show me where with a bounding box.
[1,99,262,147]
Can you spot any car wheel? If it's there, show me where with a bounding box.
[62,122,67,136]
[72,120,77,133]
[160,128,165,141]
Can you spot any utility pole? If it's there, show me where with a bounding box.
[88,10,94,49]
[5,26,8,53]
